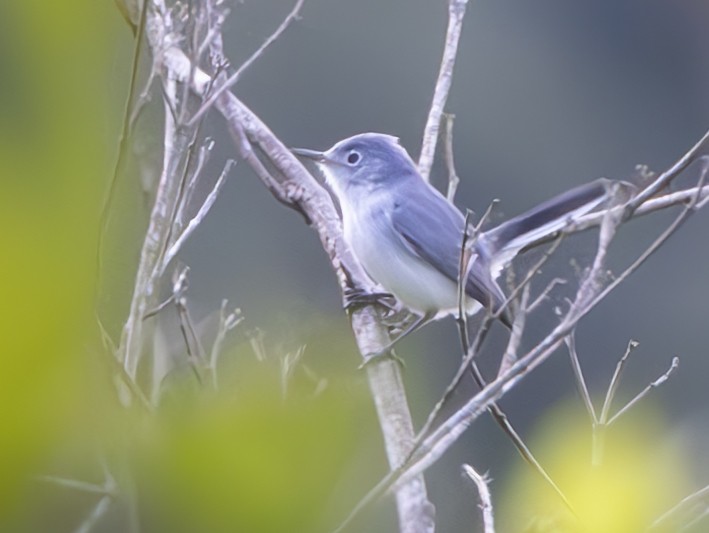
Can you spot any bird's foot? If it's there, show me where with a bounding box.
[344,286,395,312]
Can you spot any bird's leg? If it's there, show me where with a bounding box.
[360,310,437,367]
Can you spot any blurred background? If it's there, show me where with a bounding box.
[2,0,709,531]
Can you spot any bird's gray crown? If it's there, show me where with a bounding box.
[319,132,419,192]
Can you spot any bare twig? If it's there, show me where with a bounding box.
[497,284,529,376]
[280,345,306,399]
[607,356,679,426]
[625,129,709,214]
[565,332,597,424]
[39,463,118,533]
[74,496,113,533]
[526,277,566,313]
[443,113,460,201]
[37,476,114,496]
[161,158,235,272]
[462,465,495,533]
[143,293,176,320]
[415,316,492,446]
[97,0,150,302]
[494,235,565,325]
[119,73,186,379]
[173,138,215,233]
[581,158,709,321]
[599,339,640,424]
[208,299,243,389]
[171,266,206,383]
[187,0,305,127]
[650,484,709,530]
[419,0,469,181]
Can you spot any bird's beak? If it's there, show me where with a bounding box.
[291,147,326,162]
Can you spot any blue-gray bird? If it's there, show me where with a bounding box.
[293,133,609,341]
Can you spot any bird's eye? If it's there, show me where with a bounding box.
[347,151,361,165]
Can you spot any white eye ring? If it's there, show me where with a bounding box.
[346,151,361,165]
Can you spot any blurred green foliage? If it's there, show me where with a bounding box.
[0,0,116,525]
[0,3,375,532]
[137,361,365,533]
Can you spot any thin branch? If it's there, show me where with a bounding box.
[497,284,529,376]
[280,345,306,399]
[462,465,495,533]
[171,267,207,383]
[143,293,176,320]
[599,339,640,424]
[128,66,158,129]
[681,507,709,531]
[40,464,118,533]
[37,476,114,496]
[587,339,641,466]
[414,315,492,446]
[156,128,205,276]
[565,332,597,424]
[443,113,460,201]
[607,356,679,426]
[173,138,216,233]
[209,299,243,389]
[625,129,709,214]
[161,158,235,272]
[74,495,113,533]
[494,235,564,325]
[650,484,709,529]
[187,0,305,127]
[419,0,469,181]
[119,74,186,379]
[526,277,566,313]
[580,158,709,322]
[97,0,150,304]
[226,119,307,220]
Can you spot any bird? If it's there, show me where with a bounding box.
[293,133,609,347]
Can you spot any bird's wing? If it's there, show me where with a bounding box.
[390,180,508,315]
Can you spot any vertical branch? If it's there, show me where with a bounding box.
[356,312,436,533]
[443,113,460,201]
[462,465,495,533]
[119,76,192,381]
[418,0,469,182]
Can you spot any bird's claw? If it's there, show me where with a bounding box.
[344,287,395,312]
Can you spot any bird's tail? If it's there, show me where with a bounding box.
[482,178,612,276]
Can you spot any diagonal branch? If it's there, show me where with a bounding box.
[187,0,305,127]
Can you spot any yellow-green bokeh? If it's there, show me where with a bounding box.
[499,401,690,533]
[135,358,368,533]
[0,0,121,524]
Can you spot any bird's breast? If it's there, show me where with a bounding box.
[342,202,475,316]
